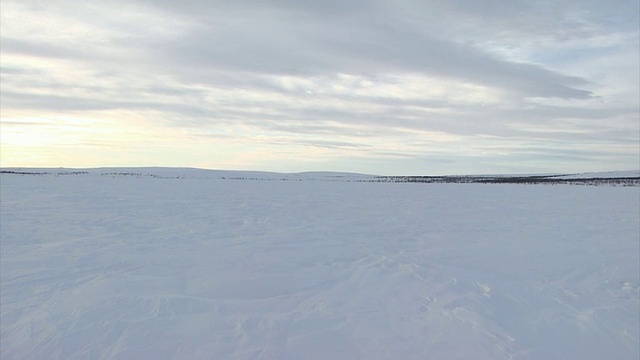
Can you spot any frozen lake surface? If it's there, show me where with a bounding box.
[1,170,638,359]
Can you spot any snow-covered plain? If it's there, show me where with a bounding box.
[1,169,639,359]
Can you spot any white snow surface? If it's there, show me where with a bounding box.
[1,169,639,359]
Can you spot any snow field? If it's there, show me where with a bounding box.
[1,174,638,359]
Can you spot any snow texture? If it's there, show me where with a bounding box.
[1,169,639,359]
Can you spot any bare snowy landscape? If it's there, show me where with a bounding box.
[1,168,639,359]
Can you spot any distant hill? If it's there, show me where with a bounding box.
[1,167,638,186]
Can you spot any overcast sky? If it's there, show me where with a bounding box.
[1,0,638,175]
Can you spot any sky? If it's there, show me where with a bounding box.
[1,0,638,175]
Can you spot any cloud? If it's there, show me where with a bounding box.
[1,0,638,174]
[126,0,593,99]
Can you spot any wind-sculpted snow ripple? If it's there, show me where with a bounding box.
[1,173,638,359]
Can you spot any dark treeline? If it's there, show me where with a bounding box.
[376,175,640,186]
[0,170,50,175]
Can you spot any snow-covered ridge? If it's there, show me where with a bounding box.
[0,167,376,181]
[1,168,638,185]
[553,170,640,179]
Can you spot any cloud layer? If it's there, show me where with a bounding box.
[1,0,638,174]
